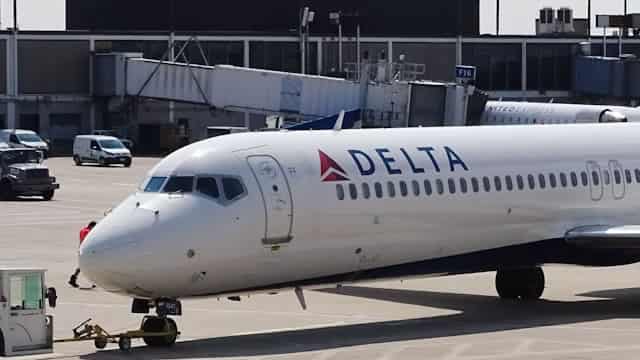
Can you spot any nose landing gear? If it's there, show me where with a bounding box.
[131,298,182,347]
[140,316,178,347]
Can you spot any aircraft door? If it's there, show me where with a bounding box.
[247,156,293,247]
[586,161,603,201]
[609,160,625,200]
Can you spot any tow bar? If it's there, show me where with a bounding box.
[54,317,180,352]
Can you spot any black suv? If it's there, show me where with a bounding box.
[0,148,60,200]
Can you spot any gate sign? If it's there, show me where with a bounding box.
[455,65,476,84]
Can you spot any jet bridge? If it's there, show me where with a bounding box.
[95,54,373,121]
[94,53,475,130]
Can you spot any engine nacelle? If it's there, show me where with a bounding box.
[599,110,628,123]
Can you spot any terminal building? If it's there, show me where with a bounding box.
[1,0,640,154]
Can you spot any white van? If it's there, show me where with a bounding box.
[73,135,132,167]
[0,129,49,157]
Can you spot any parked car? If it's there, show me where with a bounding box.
[0,148,59,200]
[73,135,132,167]
[0,129,50,157]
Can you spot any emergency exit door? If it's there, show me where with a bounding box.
[586,161,603,201]
[247,155,293,246]
[609,160,626,200]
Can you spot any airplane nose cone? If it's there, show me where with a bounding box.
[79,198,161,295]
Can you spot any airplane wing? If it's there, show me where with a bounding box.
[565,225,640,249]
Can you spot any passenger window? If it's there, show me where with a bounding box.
[516,175,524,190]
[460,178,468,194]
[549,173,557,188]
[505,176,513,191]
[538,174,546,189]
[494,176,502,192]
[374,182,383,198]
[399,181,408,197]
[603,170,610,185]
[471,177,480,192]
[164,176,194,193]
[570,172,578,187]
[144,177,167,193]
[424,180,433,196]
[196,177,220,199]
[614,170,622,185]
[448,179,456,194]
[387,182,396,198]
[349,184,358,200]
[90,140,99,150]
[559,173,568,187]
[581,172,589,186]
[591,171,600,186]
[362,183,371,199]
[412,180,420,196]
[625,169,633,184]
[528,175,535,190]
[483,177,491,192]
[222,177,245,200]
[636,169,640,183]
[436,179,444,195]
[336,184,345,200]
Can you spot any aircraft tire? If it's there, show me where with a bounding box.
[496,267,545,300]
[142,317,177,347]
[495,269,519,299]
[519,267,545,300]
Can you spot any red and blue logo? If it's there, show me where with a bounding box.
[319,150,349,182]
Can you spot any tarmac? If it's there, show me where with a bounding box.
[5,157,640,359]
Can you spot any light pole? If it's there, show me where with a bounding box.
[300,7,314,75]
[587,0,591,39]
[330,12,342,74]
[8,0,18,129]
[496,0,500,35]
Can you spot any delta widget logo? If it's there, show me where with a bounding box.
[319,150,349,182]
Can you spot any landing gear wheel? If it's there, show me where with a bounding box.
[142,317,178,347]
[496,267,545,300]
[495,269,519,299]
[99,157,106,167]
[42,190,54,201]
[118,336,132,352]
[94,336,108,350]
[520,267,545,300]
[0,182,14,201]
[73,155,82,166]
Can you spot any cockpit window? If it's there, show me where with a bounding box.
[163,176,194,193]
[196,177,220,199]
[222,177,245,200]
[144,177,167,192]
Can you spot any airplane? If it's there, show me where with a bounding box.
[481,101,640,125]
[79,122,640,347]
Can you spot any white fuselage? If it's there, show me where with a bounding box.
[79,123,640,299]
[482,101,640,125]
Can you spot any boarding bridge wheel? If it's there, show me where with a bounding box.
[496,267,545,300]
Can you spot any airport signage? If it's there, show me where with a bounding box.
[455,65,476,83]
